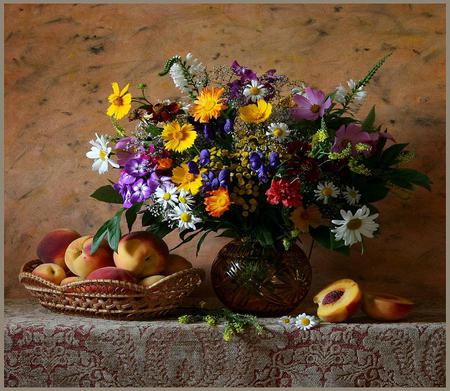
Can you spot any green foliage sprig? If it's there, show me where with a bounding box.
[178,308,264,342]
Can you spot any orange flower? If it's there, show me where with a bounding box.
[191,87,227,123]
[157,157,173,170]
[204,187,231,217]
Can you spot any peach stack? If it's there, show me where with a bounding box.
[31,228,194,288]
[313,278,414,323]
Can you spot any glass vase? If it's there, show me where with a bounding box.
[210,238,312,317]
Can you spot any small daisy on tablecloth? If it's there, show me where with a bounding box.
[295,313,320,330]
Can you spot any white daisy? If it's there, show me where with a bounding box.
[279,316,296,326]
[168,204,201,231]
[314,181,340,204]
[85,133,119,174]
[243,80,267,102]
[154,185,178,209]
[331,205,379,246]
[177,189,195,209]
[295,313,319,330]
[342,186,361,206]
[266,122,291,141]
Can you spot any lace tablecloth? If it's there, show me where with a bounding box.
[4,299,445,387]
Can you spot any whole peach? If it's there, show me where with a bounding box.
[86,266,137,283]
[114,231,169,278]
[60,276,84,286]
[32,263,66,285]
[140,275,166,286]
[65,235,114,278]
[362,292,414,321]
[164,254,193,275]
[36,228,81,270]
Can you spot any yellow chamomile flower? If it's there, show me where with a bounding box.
[239,99,272,124]
[107,82,132,120]
[171,163,204,195]
[191,87,227,123]
[161,121,197,153]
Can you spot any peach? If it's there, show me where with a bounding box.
[36,228,81,270]
[313,278,362,322]
[164,254,193,275]
[60,276,84,286]
[113,231,169,278]
[362,292,414,321]
[32,263,66,285]
[65,235,114,278]
[85,266,137,283]
[140,275,166,286]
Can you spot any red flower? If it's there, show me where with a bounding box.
[266,178,302,208]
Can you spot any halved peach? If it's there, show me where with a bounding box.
[313,278,362,322]
[362,292,414,321]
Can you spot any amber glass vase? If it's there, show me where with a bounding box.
[210,238,312,316]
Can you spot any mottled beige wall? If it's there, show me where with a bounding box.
[5,4,445,311]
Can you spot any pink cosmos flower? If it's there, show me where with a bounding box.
[291,87,332,121]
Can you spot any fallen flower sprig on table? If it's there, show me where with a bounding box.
[279,313,321,330]
[178,308,264,341]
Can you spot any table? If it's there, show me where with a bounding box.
[4,299,445,387]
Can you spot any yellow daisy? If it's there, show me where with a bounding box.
[239,99,272,124]
[291,204,324,233]
[107,82,132,120]
[172,163,204,195]
[191,87,227,123]
[162,121,197,152]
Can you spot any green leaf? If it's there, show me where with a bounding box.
[90,185,123,204]
[146,123,163,138]
[196,231,211,256]
[215,229,239,238]
[380,143,408,166]
[170,230,201,251]
[387,168,432,191]
[146,222,173,238]
[125,203,143,232]
[361,105,376,132]
[91,208,125,254]
[310,226,350,256]
[107,210,124,252]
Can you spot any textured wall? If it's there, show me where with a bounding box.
[5,4,445,311]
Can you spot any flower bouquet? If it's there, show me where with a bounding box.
[86,53,430,315]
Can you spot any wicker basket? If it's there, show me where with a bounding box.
[19,259,204,320]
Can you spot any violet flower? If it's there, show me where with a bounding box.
[291,87,332,121]
[199,149,210,166]
[331,124,373,156]
[249,152,263,171]
[269,152,280,169]
[130,178,155,204]
[125,157,151,177]
[257,165,269,183]
[188,161,200,175]
[223,118,234,134]
[115,137,144,166]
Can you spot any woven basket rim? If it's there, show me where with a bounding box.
[19,259,205,294]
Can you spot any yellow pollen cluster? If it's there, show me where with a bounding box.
[329,143,353,160]
[311,129,328,146]
[348,158,371,176]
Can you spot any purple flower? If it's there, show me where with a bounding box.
[218,168,231,189]
[125,158,150,177]
[291,87,332,121]
[130,178,153,204]
[188,161,200,175]
[249,152,262,171]
[331,124,373,156]
[202,171,220,193]
[231,60,257,81]
[149,172,171,188]
[115,137,144,166]
[269,152,280,169]
[223,118,234,134]
[199,149,210,166]
[257,165,269,183]
[203,124,215,140]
